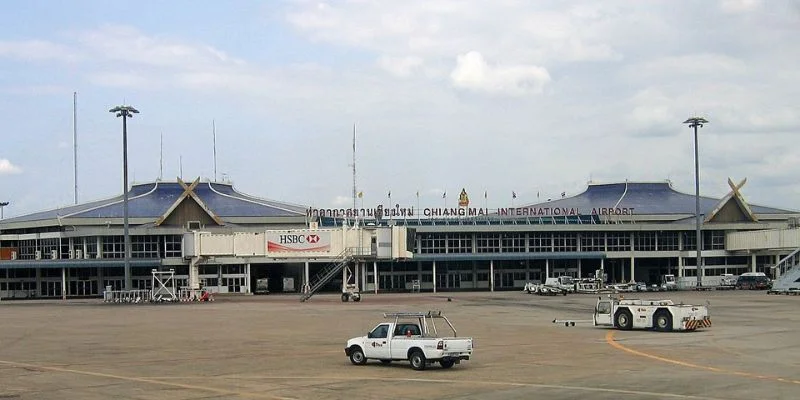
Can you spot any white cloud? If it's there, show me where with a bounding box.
[0,40,79,62]
[719,0,762,13]
[0,159,22,175]
[377,55,424,77]
[450,51,551,96]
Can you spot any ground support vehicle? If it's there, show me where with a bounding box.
[524,276,575,295]
[523,282,568,296]
[717,274,737,290]
[254,278,269,295]
[341,283,361,302]
[660,274,678,291]
[736,272,771,290]
[592,296,711,332]
[344,311,473,370]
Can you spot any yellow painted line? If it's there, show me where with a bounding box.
[605,331,800,385]
[0,359,295,400]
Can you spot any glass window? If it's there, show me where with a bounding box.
[370,324,389,339]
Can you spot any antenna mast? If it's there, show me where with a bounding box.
[159,132,163,180]
[73,91,78,204]
[213,119,217,182]
[352,123,357,211]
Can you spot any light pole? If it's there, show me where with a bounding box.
[110,105,139,291]
[684,116,708,288]
[0,201,8,219]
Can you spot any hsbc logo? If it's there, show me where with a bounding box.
[278,234,323,244]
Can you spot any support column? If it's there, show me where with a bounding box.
[577,259,582,279]
[361,262,367,292]
[600,258,605,284]
[678,256,684,278]
[188,257,200,290]
[373,261,378,294]
[245,263,251,294]
[751,253,757,273]
[630,256,635,283]
[545,259,550,279]
[35,268,41,299]
[432,261,437,293]
[61,267,66,300]
[355,261,360,290]
[303,262,310,293]
[489,260,494,292]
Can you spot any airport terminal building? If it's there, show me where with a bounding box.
[1,177,798,299]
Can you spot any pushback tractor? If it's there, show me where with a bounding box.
[593,296,711,332]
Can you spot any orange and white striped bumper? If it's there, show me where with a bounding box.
[684,317,712,330]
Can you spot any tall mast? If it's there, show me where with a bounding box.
[352,123,357,211]
[159,132,163,180]
[213,119,217,182]
[73,91,78,204]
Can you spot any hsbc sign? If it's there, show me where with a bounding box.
[267,231,331,253]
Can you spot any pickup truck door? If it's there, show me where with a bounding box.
[594,300,612,326]
[363,323,392,360]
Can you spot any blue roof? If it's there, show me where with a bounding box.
[518,182,793,215]
[2,180,307,223]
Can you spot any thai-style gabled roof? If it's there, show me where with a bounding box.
[518,181,794,216]
[0,179,308,224]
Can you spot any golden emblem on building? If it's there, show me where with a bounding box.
[458,188,470,207]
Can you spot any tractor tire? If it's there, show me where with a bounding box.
[614,309,633,330]
[654,311,673,332]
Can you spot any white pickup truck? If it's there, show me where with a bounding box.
[344,311,473,370]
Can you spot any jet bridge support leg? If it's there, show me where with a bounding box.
[303,262,310,294]
[189,257,200,290]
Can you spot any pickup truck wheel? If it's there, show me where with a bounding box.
[348,346,367,365]
[409,350,427,371]
[440,360,455,369]
[341,293,349,302]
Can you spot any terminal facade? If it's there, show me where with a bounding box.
[0,177,798,299]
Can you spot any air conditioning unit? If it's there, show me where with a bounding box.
[51,249,58,260]
[69,249,74,259]
[10,251,17,260]
[187,221,202,231]
[76,249,83,259]
[35,250,41,260]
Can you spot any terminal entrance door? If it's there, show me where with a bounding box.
[436,272,460,289]
[42,281,61,297]
[69,280,97,296]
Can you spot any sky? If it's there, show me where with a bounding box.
[1,0,799,218]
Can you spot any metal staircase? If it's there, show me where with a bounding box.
[300,249,354,302]
[768,247,800,294]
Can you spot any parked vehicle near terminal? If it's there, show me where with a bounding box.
[735,272,771,290]
[344,311,472,370]
[254,278,269,295]
[593,296,711,332]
